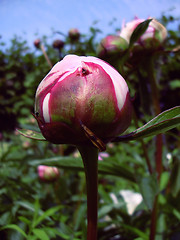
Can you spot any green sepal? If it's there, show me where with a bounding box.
[17,128,46,141]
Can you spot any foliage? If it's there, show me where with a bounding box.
[0,14,180,239]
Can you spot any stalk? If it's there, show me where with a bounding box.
[145,55,163,240]
[132,107,153,174]
[40,44,53,68]
[77,144,99,240]
[146,55,163,180]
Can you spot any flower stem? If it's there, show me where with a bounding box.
[145,55,163,240]
[146,55,163,180]
[77,144,99,240]
[40,44,53,68]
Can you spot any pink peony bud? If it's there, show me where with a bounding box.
[34,55,132,145]
[119,18,167,49]
[37,165,60,182]
[68,28,80,42]
[97,35,128,59]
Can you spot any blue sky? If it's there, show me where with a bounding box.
[0,0,179,47]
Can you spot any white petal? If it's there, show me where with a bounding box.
[43,93,51,123]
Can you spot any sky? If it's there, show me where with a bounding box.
[0,0,179,47]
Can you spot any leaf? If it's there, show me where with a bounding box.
[113,106,180,142]
[138,174,159,210]
[170,159,180,197]
[15,201,51,221]
[28,156,135,182]
[120,223,148,239]
[17,128,46,141]
[129,19,152,48]
[33,206,61,228]
[0,224,27,238]
[18,216,31,225]
[32,229,50,240]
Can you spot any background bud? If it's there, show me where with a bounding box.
[35,55,132,145]
[34,39,41,48]
[97,35,128,59]
[119,18,167,50]
[97,35,128,67]
[52,39,65,50]
[38,165,60,182]
[68,28,80,42]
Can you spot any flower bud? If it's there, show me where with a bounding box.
[52,39,65,50]
[37,165,60,182]
[119,18,167,50]
[34,55,132,145]
[34,39,41,49]
[68,28,80,42]
[97,35,128,59]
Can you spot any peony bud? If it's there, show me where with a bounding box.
[52,39,65,50]
[68,28,80,42]
[34,55,132,146]
[119,18,167,49]
[38,165,60,182]
[97,35,128,59]
[34,39,41,49]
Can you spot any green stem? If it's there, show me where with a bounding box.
[146,55,163,180]
[77,144,99,240]
[132,107,153,174]
[145,55,163,240]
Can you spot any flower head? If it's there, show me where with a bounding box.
[119,18,167,49]
[38,165,60,182]
[97,35,128,59]
[68,28,80,42]
[97,35,128,67]
[34,39,41,49]
[52,39,65,50]
[34,55,132,146]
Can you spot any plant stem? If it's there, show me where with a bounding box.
[77,144,99,240]
[146,55,163,240]
[149,195,158,240]
[40,44,53,68]
[132,107,153,174]
[146,55,163,180]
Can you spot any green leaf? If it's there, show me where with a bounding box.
[17,128,46,141]
[33,206,61,228]
[28,156,135,182]
[138,174,159,210]
[32,229,49,240]
[129,19,152,48]
[120,223,149,239]
[113,106,180,142]
[15,201,51,221]
[159,172,170,191]
[170,159,180,197]
[0,224,28,238]
[18,216,31,225]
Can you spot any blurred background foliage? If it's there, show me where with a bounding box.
[0,14,180,240]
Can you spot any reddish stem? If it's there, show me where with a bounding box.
[77,145,98,240]
[150,195,158,240]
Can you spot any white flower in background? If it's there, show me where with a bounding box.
[120,190,143,215]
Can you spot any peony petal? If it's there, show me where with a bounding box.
[43,92,51,123]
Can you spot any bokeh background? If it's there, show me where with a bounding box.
[0,1,180,240]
